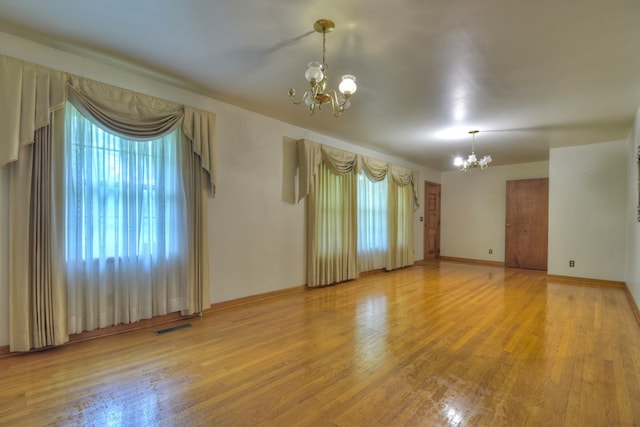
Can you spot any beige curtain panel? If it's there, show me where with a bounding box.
[298,140,359,287]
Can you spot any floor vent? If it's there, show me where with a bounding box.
[154,323,192,336]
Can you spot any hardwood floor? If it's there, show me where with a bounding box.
[2,261,640,426]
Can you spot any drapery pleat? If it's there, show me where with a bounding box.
[389,164,419,209]
[183,107,217,195]
[9,144,34,351]
[308,161,358,287]
[0,55,66,167]
[30,119,67,348]
[359,156,388,181]
[181,137,211,314]
[386,178,415,270]
[9,114,67,352]
[297,139,322,202]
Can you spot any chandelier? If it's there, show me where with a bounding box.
[288,19,357,117]
[454,130,492,171]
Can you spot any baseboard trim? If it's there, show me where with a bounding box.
[69,311,198,343]
[546,274,639,327]
[0,311,198,358]
[623,286,640,326]
[546,274,626,288]
[205,285,307,314]
[439,256,505,268]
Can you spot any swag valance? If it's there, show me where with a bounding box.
[0,54,217,195]
[296,139,419,207]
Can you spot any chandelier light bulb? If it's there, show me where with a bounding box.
[339,75,357,95]
[305,61,324,84]
[304,92,315,107]
[454,157,463,167]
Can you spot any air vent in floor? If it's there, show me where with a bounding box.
[154,323,192,336]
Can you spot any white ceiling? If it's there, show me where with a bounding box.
[0,0,639,170]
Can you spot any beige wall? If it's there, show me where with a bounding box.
[548,140,627,281]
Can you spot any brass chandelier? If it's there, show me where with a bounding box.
[454,130,492,171]
[288,19,357,117]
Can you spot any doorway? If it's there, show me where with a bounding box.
[424,181,441,261]
[505,178,549,270]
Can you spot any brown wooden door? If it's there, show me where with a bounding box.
[424,182,441,260]
[505,178,548,270]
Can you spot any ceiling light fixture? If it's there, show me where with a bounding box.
[288,19,357,117]
[454,130,492,170]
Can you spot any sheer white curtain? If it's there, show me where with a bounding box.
[65,103,189,333]
[357,171,387,272]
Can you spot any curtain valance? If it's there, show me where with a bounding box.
[0,55,66,167]
[67,76,183,140]
[296,139,419,207]
[0,54,217,195]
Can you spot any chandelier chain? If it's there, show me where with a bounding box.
[322,28,327,69]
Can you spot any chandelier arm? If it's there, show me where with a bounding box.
[329,91,343,117]
[324,89,349,117]
[289,88,312,106]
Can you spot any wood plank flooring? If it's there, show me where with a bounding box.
[1,261,640,426]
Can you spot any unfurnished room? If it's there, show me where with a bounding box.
[1,1,640,426]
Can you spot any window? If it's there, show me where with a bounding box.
[65,102,186,262]
[64,102,189,333]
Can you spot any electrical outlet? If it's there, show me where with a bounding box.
[489,249,493,254]
[569,260,575,267]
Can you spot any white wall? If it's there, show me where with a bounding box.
[625,108,640,307]
[441,161,549,262]
[548,141,627,281]
[0,32,438,346]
